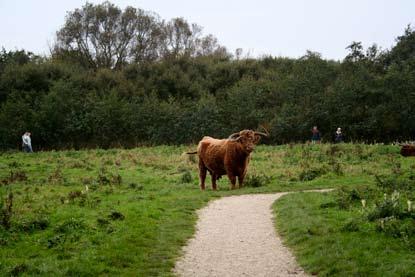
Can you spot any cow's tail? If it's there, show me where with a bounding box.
[186,151,197,154]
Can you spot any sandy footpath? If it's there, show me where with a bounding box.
[174,190,330,277]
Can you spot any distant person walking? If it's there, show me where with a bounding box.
[334,127,344,143]
[22,132,33,152]
[311,126,321,144]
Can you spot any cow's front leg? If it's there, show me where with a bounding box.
[211,173,218,190]
[227,173,236,190]
[237,174,245,188]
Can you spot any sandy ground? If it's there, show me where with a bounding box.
[174,190,330,277]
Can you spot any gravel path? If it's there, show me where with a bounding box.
[174,190,330,277]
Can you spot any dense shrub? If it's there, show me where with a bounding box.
[299,167,327,181]
[244,174,272,187]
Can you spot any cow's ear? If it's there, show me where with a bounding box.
[254,135,261,144]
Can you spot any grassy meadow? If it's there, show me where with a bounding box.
[0,143,414,276]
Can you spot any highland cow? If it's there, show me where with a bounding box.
[187,130,268,190]
[400,144,415,157]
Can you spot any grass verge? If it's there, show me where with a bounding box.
[0,143,412,275]
[273,191,415,276]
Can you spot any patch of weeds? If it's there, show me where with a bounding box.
[129,182,143,190]
[336,185,375,210]
[187,154,197,164]
[16,216,49,232]
[81,176,94,185]
[109,211,125,220]
[7,161,22,168]
[1,192,13,230]
[115,159,122,167]
[97,217,110,226]
[367,197,402,221]
[9,263,28,276]
[328,157,343,175]
[301,145,312,161]
[341,218,362,232]
[96,167,122,186]
[102,158,113,166]
[54,218,87,234]
[355,145,374,160]
[48,168,65,184]
[326,145,343,157]
[299,167,326,181]
[88,183,99,192]
[0,179,9,186]
[47,234,65,248]
[375,216,415,247]
[68,190,83,201]
[92,196,102,205]
[128,195,145,202]
[68,160,86,169]
[0,237,8,246]
[97,167,110,185]
[392,163,402,175]
[244,174,272,187]
[8,170,28,183]
[110,173,122,186]
[320,201,337,209]
[375,174,413,194]
[180,170,192,183]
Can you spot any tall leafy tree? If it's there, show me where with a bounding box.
[54,1,162,69]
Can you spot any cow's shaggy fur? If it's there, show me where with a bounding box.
[188,130,267,190]
[401,144,415,157]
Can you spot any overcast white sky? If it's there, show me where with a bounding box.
[1,0,414,60]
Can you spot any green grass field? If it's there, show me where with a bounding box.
[0,144,414,276]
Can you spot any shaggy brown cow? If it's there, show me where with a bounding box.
[187,130,268,190]
[400,144,415,157]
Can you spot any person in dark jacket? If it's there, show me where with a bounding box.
[334,127,344,143]
[311,126,321,144]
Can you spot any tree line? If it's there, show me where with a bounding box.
[0,1,414,150]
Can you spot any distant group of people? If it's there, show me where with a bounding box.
[19,127,343,152]
[311,126,343,144]
[22,132,33,152]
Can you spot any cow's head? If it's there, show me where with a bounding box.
[228,129,268,153]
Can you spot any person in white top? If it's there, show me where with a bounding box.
[22,132,33,152]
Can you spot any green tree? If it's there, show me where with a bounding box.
[54,2,163,69]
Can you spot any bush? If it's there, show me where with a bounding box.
[244,174,272,187]
[180,170,193,183]
[336,185,375,210]
[299,167,326,181]
[341,218,361,232]
[6,170,28,183]
[16,216,49,232]
[109,210,124,220]
[54,218,87,233]
[375,174,414,194]
[367,198,402,221]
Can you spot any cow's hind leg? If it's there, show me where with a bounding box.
[227,173,237,190]
[198,160,207,190]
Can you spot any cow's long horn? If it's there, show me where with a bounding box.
[254,131,269,137]
[228,132,240,140]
